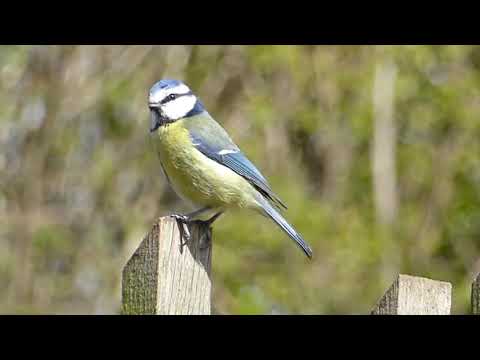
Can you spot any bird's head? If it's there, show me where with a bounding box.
[148,79,203,132]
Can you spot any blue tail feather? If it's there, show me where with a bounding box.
[260,199,313,259]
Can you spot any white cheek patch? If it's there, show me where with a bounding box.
[149,84,191,104]
[162,95,197,120]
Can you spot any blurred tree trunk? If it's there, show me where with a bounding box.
[372,55,398,226]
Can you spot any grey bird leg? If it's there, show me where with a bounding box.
[171,207,211,243]
[204,211,224,226]
[198,211,224,250]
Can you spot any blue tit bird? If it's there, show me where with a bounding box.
[148,79,313,258]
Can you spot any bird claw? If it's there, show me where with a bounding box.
[170,211,222,249]
[170,213,189,223]
[170,213,191,243]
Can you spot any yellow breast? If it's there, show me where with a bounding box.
[153,120,256,209]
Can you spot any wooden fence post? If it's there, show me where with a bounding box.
[472,273,480,315]
[371,274,452,315]
[121,216,212,315]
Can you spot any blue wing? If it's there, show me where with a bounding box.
[185,113,287,210]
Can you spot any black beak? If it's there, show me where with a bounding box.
[150,108,161,132]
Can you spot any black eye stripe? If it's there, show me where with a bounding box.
[161,91,193,105]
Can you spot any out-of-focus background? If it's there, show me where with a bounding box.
[1,45,479,314]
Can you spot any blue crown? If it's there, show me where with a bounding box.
[150,79,184,93]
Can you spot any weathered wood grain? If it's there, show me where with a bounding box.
[121,216,212,315]
[371,274,451,315]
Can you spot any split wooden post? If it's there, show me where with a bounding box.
[121,216,212,315]
[472,273,480,315]
[371,274,452,315]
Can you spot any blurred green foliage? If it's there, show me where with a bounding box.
[0,45,479,314]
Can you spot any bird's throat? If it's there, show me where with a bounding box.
[150,109,176,132]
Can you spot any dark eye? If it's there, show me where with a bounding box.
[168,94,177,100]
